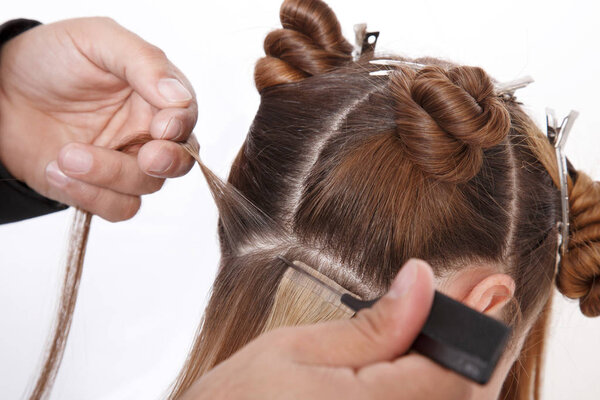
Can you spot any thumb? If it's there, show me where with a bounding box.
[288,259,435,368]
[69,17,194,109]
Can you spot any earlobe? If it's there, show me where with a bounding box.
[462,274,516,317]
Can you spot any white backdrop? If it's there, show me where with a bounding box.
[1,1,599,399]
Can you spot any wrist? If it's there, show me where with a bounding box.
[0,19,41,180]
[0,19,67,225]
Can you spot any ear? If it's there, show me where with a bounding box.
[462,273,516,317]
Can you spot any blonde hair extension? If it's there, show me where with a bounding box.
[263,261,355,330]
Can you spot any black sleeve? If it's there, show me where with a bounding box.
[0,19,69,224]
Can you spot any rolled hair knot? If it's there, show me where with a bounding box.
[254,0,353,92]
[391,65,511,183]
[559,172,600,317]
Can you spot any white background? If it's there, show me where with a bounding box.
[1,0,599,399]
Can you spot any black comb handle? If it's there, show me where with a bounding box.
[340,294,378,311]
[341,291,510,384]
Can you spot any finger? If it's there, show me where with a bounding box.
[45,161,141,222]
[357,355,473,400]
[285,259,435,368]
[70,17,196,109]
[149,103,198,141]
[137,137,196,178]
[57,143,164,196]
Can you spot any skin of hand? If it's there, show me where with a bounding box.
[180,259,472,400]
[0,17,198,221]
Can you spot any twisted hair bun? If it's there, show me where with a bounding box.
[254,0,353,92]
[390,65,511,183]
[559,172,600,317]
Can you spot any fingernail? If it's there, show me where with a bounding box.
[148,149,174,175]
[161,118,182,139]
[46,161,71,188]
[386,259,420,299]
[158,78,192,103]
[61,146,93,174]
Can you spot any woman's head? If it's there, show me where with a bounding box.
[169,0,600,398]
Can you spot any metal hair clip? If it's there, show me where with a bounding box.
[368,59,535,98]
[546,108,579,271]
[368,59,426,75]
[495,76,534,101]
[369,59,534,101]
[353,23,379,61]
[369,59,426,70]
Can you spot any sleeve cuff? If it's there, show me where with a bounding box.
[0,19,42,44]
[0,163,68,224]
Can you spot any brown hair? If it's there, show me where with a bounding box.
[167,1,600,399]
[26,209,91,400]
[28,1,600,399]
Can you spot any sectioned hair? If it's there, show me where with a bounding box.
[28,1,600,400]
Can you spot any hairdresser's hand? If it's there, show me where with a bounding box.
[181,259,472,400]
[0,18,197,221]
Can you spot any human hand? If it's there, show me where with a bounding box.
[0,18,197,221]
[180,259,472,400]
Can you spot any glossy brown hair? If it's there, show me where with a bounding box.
[29,1,600,399]
[167,1,600,399]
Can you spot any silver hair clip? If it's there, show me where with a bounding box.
[495,76,534,101]
[369,59,426,71]
[368,59,534,99]
[353,23,379,61]
[546,108,579,271]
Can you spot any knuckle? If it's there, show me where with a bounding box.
[140,43,167,62]
[90,16,117,26]
[74,183,102,209]
[120,197,141,221]
[127,43,168,75]
[176,111,195,135]
[102,155,125,185]
[178,155,195,176]
[184,102,199,124]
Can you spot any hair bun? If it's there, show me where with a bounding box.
[558,172,600,317]
[255,0,352,92]
[391,65,511,183]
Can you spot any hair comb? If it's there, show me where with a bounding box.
[277,256,511,385]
